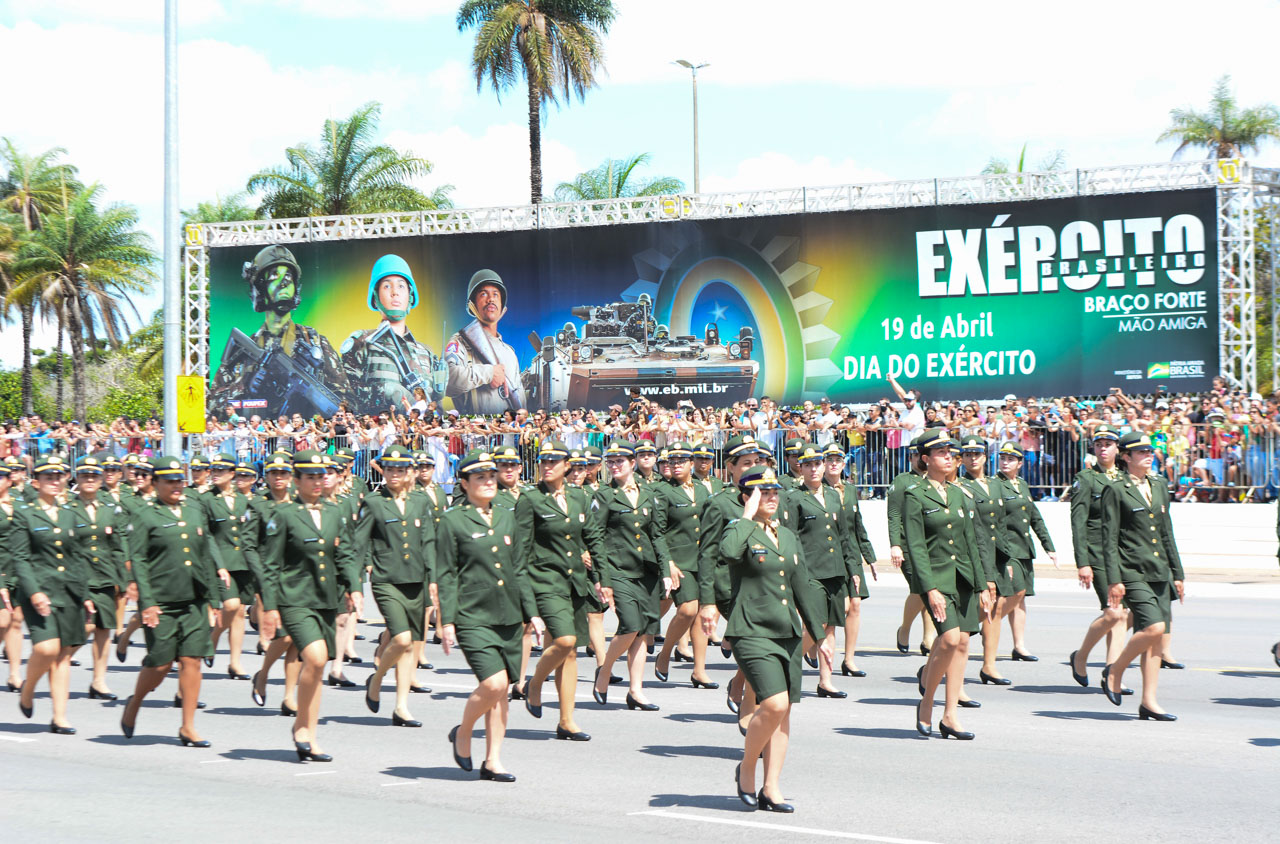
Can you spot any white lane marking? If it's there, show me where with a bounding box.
[0,735,37,743]
[296,770,336,776]
[1032,604,1096,611]
[199,759,230,764]
[629,809,943,843]
[381,781,419,787]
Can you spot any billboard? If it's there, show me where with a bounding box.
[206,188,1218,416]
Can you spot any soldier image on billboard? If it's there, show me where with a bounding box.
[444,269,526,413]
[340,254,447,414]
[209,245,352,418]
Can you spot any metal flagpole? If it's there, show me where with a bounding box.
[162,0,180,455]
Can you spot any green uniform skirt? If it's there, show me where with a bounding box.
[456,621,523,683]
[612,572,661,637]
[372,582,426,640]
[671,554,700,605]
[220,569,255,606]
[1089,566,1110,610]
[87,585,118,631]
[926,586,980,636]
[279,606,337,660]
[143,602,213,666]
[991,553,1015,597]
[24,594,87,649]
[535,588,587,641]
[730,634,803,703]
[1009,557,1035,596]
[1123,580,1173,633]
[814,575,850,626]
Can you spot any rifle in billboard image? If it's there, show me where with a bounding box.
[521,293,758,411]
[218,327,345,418]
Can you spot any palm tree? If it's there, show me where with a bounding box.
[247,102,453,218]
[552,153,684,202]
[11,183,155,421]
[0,140,80,414]
[458,0,616,205]
[982,143,1065,175]
[1158,75,1280,159]
[182,191,257,226]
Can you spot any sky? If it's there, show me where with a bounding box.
[3,0,1280,365]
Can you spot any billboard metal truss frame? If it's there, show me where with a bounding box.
[184,159,1275,395]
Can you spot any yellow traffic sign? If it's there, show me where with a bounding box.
[176,375,206,433]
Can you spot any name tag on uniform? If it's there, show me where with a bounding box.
[801,514,816,522]
[925,508,940,515]
[384,518,399,524]
[32,526,49,532]
[303,537,318,543]
[471,532,486,539]
[1131,507,1147,513]
[160,522,177,528]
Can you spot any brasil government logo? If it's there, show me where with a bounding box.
[1147,362,1170,379]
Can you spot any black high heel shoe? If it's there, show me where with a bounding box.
[735,763,757,809]
[757,790,794,813]
[720,642,733,659]
[1160,659,1185,670]
[803,652,818,669]
[280,702,297,717]
[178,730,210,747]
[114,634,128,663]
[525,688,542,719]
[227,667,251,681]
[979,670,1011,686]
[418,661,433,670]
[672,649,693,663]
[327,674,357,688]
[815,685,847,699]
[939,721,974,740]
[392,711,422,727]
[449,725,472,771]
[203,656,214,668]
[654,663,669,683]
[6,680,21,693]
[556,725,591,741]
[255,640,265,656]
[919,642,930,656]
[690,677,719,690]
[88,685,118,701]
[957,698,981,709]
[509,682,527,701]
[50,721,76,735]
[1010,649,1038,662]
[625,693,659,711]
[1137,704,1177,721]
[120,696,135,739]
[409,684,431,694]
[294,740,332,762]
[841,663,866,678]
[591,667,607,707]
[343,654,363,665]
[251,672,266,707]
[917,666,925,697]
[1101,665,1121,707]
[364,676,380,714]
[173,695,206,710]
[915,699,931,736]
[1273,642,1280,668]
[896,629,909,654]
[479,762,516,783]
[1068,650,1089,687]
[726,685,740,715]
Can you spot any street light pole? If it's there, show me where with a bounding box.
[162,0,180,456]
[674,60,709,195]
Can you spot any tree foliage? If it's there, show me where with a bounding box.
[1158,75,1280,159]
[553,153,683,202]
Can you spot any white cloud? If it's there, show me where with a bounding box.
[26,0,229,26]
[386,124,583,208]
[701,152,889,194]
[266,0,455,19]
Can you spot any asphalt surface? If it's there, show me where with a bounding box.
[1,577,1277,843]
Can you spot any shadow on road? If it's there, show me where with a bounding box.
[639,743,739,760]
[0,721,51,734]
[1033,710,1131,721]
[319,715,393,727]
[1007,685,1095,695]
[854,697,921,706]
[382,764,476,781]
[665,712,734,725]
[649,792,745,811]
[1212,697,1280,708]
[219,746,306,763]
[87,734,174,746]
[1219,670,1280,679]
[1247,737,1279,747]
[834,726,925,740]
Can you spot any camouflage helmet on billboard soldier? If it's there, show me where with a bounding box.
[243,245,302,314]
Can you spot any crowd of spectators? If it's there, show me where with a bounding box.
[4,375,1277,502]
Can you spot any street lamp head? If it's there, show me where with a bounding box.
[674,59,693,68]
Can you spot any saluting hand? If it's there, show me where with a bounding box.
[741,488,761,521]
[926,588,946,623]
[140,605,162,628]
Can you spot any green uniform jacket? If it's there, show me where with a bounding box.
[825,480,877,565]
[256,497,361,612]
[695,487,743,608]
[652,478,710,572]
[354,487,435,585]
[902,482,985,595]
[66,495,128,591]
[128,500,224,611]
[997,475,1055,559]
[515,482,597,600]
[200,489,251,573]
[11,503,88,607]
[586,481,673,590]
[694,475,724,496]
[1070,467,1119,572]
[779,473,801,492]
[779,484,856,581]
[719,519,826,640]
[413,482,449,531]
[436,503,536,628]
[959,475,1015,580]
[18,484,39,504]
[1101,474,1184,586]
[0,501,18,591]
[241,492,292,590]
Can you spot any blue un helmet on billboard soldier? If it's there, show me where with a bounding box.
[209,244,353,419]
[444,268,526,414]
[341,253,448,414]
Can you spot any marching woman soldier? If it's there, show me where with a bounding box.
[12,454,92,733]
[653,442,718,690]
[691,443,724,495]
[514,440,594,740]
[1100,433,1184,721]
[906,431,995,740]
[439,449,542,782]
[246,453,304,714]
[994,442,1058,661]
[1068,426,1131,686]
[821,443,878,677]
[411,450,446,677]
[490,446,536,699]
[203,454,254,680]
[571,446,613,675]
[234,461,258,497]
[256,450,363,761]
[711,465,831,812]
[98,455,129,639]
[779,444,857,698]
[0,461,23,693]
[957,436,1018,685]
[324,459,363,691]
[118,456,230,746]
[587,441,681,712]
[67,456,128,701]
[887,436,936,655]
[358,444,435,728]
[113,457,157,662]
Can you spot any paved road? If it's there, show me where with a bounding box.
[1,579,1277,843]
